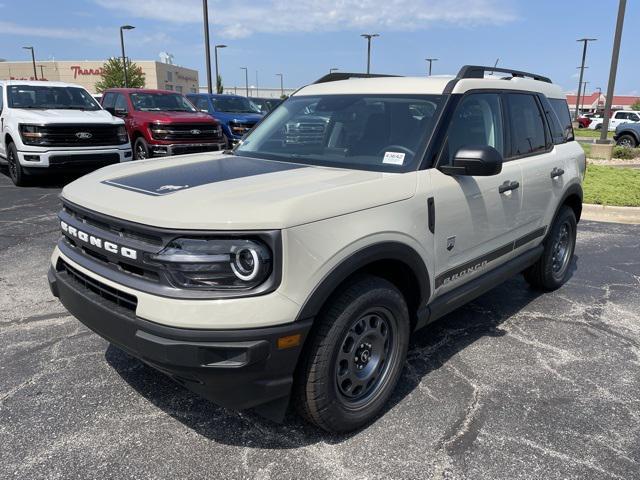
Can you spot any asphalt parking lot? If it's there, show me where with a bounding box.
[1,171,639,480]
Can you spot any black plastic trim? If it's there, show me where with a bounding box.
[427,197,435,234]
[457,65,552,83]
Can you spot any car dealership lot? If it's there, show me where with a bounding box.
[0,173,638,480]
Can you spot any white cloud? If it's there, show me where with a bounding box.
[94,0,518,39]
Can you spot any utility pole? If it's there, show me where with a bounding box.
[202,0,213,94]
[360,33,379,74]
[599,0,627,143]
[425,58,438,76]
[574,37,596,121]
[240,67,248,97]
[276,73,284,97]
[22,46,37,80]
[119,25,135,87]
[38,65,45,79]
[596,87,602,111]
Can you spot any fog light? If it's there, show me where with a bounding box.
[124,150,132,158]
[24,155,40,162]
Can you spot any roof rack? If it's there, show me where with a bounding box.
[313,72,400,84]
[457,65,552,84]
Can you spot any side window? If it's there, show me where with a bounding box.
[442,93,504,165]
[115,94,129,112]
[630,113,640,122]
[195,97,210,112]
[102,92,116,110]
[549,99,574,142]
[614,112,627,119]
[539,96,564,145]
[505,93,547,157]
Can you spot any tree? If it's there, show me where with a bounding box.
[95,57,145,92]
[216,74,224,94]
[631,99,640,111]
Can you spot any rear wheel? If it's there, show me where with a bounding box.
[6,142,27,186]
[133,137,151,160]
[616,134,638,148]
[293,275,410,433]
[524,206,577,291]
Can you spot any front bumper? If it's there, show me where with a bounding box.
[48,263,312,415]
[17,146,132,170]
[150,142,226,157]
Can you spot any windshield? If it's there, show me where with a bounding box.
[130,92,197,112]
[7,85,101,110]
[235,94,444,171]
[212,96,261,114]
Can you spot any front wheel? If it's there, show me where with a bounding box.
[6,142,27,186]
[133,137,151,160]
[616,134,638,148]
[293,275,410,433]
[524,206,577,291]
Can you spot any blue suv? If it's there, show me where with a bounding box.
[187,94,264,146]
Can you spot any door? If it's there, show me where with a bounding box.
[429,92,525,295]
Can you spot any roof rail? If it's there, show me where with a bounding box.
[457,65,552,84]
[313,72,400,84]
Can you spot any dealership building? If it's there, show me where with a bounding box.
[0,60,199,94]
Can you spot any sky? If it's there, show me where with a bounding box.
[0,0,638,95]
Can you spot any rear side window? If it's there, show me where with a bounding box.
[102,92,116,110]
[539,96,564,145]
[506,93,547,157]
[549,99,574,142]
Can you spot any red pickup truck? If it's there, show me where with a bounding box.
[101,88,225,159]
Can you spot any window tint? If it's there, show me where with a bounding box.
[506,93,547,157]
[102,92,116,110]
[549,99,574,142]
[539,96,564,145]
[614,112,627,119]
[442,93,504,164]
[115,94,128,112]
[194,97,210,112]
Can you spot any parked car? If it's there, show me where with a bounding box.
[0,80,131,186]
[101,88,225,160]
[251,97,284,114]
[577,115,591,128]
[588,110,640,131]
[614,122,640,148]
[49,65,584,432]
[186,93,263,146]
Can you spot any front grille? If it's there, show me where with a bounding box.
[57,258,138,311]
[150,123,222,141]
[33,124,125,147]
[228,121,256,136]
[49,153,120,167]
[170,144,222,156]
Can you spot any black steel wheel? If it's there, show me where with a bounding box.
[294,275,409,433]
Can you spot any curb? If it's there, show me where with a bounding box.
[582,203,640,225]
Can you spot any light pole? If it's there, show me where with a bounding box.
[240,67,248,97]
[599,0,627,143]
[329,67,339,74]
[38,65,45,79]
[425,58,438,76]
[276,73,284,97]
[581,81,589,112]
[119,25,135,88]
[360,33,379,74]
[22,46,37,80]
[214,44,226,93]
[202,0,213,93]
[574,37,596,121]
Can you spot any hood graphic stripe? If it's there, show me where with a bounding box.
[102,156,307,196]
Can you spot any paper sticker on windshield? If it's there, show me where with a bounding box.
[383,152,405,165]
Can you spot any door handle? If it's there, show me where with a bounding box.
[499,180,520,194]
[550,167,565,179]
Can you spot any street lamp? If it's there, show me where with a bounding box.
[276,73,284,97]
[38,65,45,79]
[240,67,249,97]
[425,58,438,76]
[202,0,213,94]
[214,44,226,93]
[360,33,379,74]
[22,46,37,80]
[574,37,596,121]
[119,25,135,88]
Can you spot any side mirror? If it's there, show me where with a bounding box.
[439,145,503,176]
[113,107,128,117]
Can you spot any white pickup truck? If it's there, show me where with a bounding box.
[588,110,640,131]
[0,80,131,186]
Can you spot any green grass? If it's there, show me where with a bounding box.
[581,143,591,157]
[575,129,614,139]
[583,165,640,206]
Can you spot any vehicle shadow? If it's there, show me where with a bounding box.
[105,255,578,449]
[0,166,88,188]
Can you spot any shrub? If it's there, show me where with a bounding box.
[613,146,639,159]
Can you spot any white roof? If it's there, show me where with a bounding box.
[295,74,565,100]
[0,79,88,89]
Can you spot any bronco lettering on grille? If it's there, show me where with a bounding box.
[60,220,138,260]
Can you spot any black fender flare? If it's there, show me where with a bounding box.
[546,183,583,238]
[295,241,431,322]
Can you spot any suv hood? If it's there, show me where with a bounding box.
[14,109,122,124]
[61,153,417,230]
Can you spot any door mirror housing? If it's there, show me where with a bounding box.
[439,145,503,176]
[113,107,128,118]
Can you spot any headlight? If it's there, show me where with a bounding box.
[149,124,169,140]
[19,124,47,145]
[148,238,272,290]
[117,125,129,143]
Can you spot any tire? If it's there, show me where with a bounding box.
[133,137,151,160]
[594,124,602,130]
[222,133,231,149]
[524,206,577,291]
[616,134,638,148]
[6,142,28,186]
[293,275,410,433]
